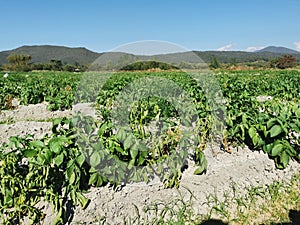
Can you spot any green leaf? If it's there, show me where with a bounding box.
[53,118,62,126]
[116,129,127,142]
[89,167,98,173]
[195,151,206,165]
[270,125,282,138]
[90,151,101,167]
[137,146,148,166]
[248,126,256,139]
[194,164,207,175]
[4,189,13,205]
[280,151,290,168]
[91,141,104,151]
[115,146,125,155]
[44,149,52,164]
[137,155,145,166]
[49,138,62,154]
[70,190,77,204]
[58,135,68,143]
[242,114,248,125]
[67,159,75,169]
[263,143,273,154]
[30,140,44,148]
[252,135,260,146]
[98,122,108,136]
[76,154,85,167]
[86,124,94,135]
[76,192,89,209]
[124,135,134,150]
[240,125,245,140]
[23,149,38,157]
[130,143,139,161]
[271,143,283,156]
[226,117,233,127]
[267,118,277,129]
[9,136,21,148]
[54,153,64,167]
[66,164,75,179]
[88,173,98,185]
[295,107,300,118]
[258,137,265,146]
[194,152,207,175]
[95,175,104,187]
[69,173,76,185]
[138,142,148,152]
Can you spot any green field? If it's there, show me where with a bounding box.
[0,70,299,224]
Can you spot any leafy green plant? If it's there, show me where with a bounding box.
[0,72,81,111]
[0,69,299,224]
[222,70,300,169]
[0,118,90,225]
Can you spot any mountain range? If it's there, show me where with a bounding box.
[256,46,300,54]
[0,45,299,66]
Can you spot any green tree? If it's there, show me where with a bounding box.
[50,59,63,71]
[121,61,177,71]
[271,55,297,69]
[209,56,220,69]
[277,55,296,69]
[63,64,77,72]
[230,58,237,67]
[6,54,32,71]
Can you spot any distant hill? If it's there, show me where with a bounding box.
[145,50,300,64]
[257,46,300,55]
[0,45,300,68]
[0,45,101,65]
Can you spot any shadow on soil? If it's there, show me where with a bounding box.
[289,210,300,224]
[199,219,227,225]
[199,210,300,225]
[270,210,300,225]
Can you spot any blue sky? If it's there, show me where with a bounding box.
[1,0,300,53]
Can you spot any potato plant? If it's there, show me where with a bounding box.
[0,72,80,111]
[0,70,299,224]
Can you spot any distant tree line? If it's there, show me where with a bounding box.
[196,51,300,64]
[31,59,87,72]
[1,53,298,72]
[2,54,87,72]
[208,54,297,70]
[120,61,178,71]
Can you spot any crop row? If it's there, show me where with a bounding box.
[0,70,299,224]
[0,72,81,111]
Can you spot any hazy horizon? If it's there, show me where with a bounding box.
[1,44,299,56]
